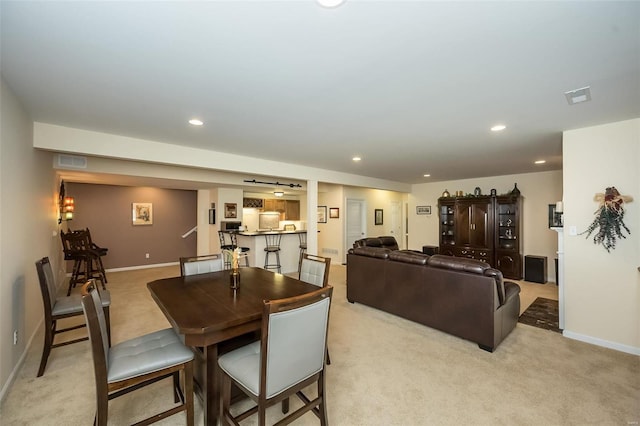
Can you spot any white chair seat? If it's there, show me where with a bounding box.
[52,290,110,316]
[108,328,194,382]
[218,341,261,396]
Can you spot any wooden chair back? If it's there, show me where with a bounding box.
[81,281,110,400]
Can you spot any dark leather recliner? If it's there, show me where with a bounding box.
[353,236,399,251]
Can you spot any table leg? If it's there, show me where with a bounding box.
[203,344,219,426]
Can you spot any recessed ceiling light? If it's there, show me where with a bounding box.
[317,0,346,8]
[534,160,546,164]
[188,119,203,126]
[491,125,506,132]
[423,174,431,177]
[352,156,361,162]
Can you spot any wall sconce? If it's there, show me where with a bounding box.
[274,191,284,197]
[62,196,75,221]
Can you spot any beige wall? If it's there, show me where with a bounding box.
[318,185,408,263]
[410,171,563,280]
[0,79,58,399]
[318,184,345,262]
[563,118,639,353]
[65,183,197,268]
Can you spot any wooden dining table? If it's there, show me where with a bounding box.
[147,267,320,426]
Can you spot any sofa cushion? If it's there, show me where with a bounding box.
[352,246,391,259]
[427,255,491,275]
[389,250,429,265]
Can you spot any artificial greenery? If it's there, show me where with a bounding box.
[582,187,632,252]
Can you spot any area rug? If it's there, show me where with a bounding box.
[518,297,561,333]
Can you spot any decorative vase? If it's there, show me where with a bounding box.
[511,183,521,196]
[442,189,450,197]
[229,269,240,289]
[474,187,482,196]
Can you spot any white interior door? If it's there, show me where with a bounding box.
[390,201,402,249]
[345,199,366,261]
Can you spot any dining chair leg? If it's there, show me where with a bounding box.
[318,371,328,426]
[95,388,109,426]
[37,321,54,377]
[184,361,194,426]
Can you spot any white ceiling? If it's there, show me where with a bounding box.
[1,1,639,186]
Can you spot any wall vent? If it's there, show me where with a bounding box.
[321,248,339,255]
[57,154,87,169]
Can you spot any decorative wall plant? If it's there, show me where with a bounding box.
[581,187,633,252]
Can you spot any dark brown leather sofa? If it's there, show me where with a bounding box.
[352,236,399,250]
[346,244,520,352]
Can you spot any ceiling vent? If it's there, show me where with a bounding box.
[57,154,87,169]
[564,86,592,105]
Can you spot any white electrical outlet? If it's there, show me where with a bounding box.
[145,253,150,259]
[13,330,18,345]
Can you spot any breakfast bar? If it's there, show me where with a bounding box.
[225,230,306,274]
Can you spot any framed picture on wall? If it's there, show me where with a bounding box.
[317,206,327,223]
[374,209,383,225]
[416,205,431,215]
[329,207,339,218]
[132,202,153,225]
[224,203,237,218]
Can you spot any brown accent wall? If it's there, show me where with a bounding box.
[65,183,197,269]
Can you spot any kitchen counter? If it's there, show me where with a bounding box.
[233,230,306,236]
[222,230,306,273]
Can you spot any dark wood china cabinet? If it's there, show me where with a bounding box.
[438,193,522,279]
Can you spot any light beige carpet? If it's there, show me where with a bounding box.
[1,265,638,425]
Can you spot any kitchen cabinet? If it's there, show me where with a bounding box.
[284,200,300,220]
[263,199,300,221]
[264,199,286,212]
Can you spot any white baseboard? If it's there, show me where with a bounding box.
[563,330,640,356]
[65,261,180,277]
[105,262,179,273]
[0,318,43,403]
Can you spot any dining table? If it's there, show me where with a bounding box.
[147,267,320,426]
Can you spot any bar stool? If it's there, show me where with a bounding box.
[263,233,282,273]
[229,232,250,267]
[298,232,307,273]
[218,231,234,269]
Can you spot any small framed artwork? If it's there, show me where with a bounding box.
[416,205,431,215]
[132,202,153,225]
[374,209,383,225]
[329,207,339,219]
[224,203,237,218]
[317,206,327,223]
